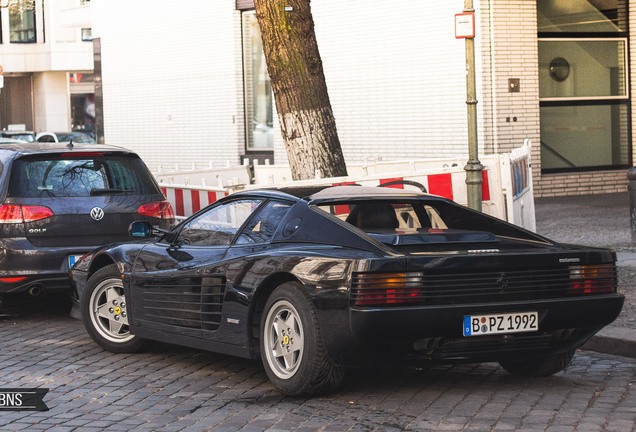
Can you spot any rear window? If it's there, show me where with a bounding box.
[317,199,543,242]
[318,202,447,231]
[8,154,160,198]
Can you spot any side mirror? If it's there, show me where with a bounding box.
[129,220,154,238]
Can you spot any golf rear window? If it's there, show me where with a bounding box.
[8,155,160,198]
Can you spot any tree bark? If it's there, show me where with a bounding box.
[254,0,348,180]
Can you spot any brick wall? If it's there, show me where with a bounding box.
[537,171,627,196]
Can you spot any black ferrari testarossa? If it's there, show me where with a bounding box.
[70,185,624,395]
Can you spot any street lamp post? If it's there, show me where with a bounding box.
[461,0,483,212]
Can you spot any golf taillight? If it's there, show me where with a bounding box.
[0,276,28,283]
[137,200,175,221]
[569,264,616,295]
[351,272,423,306]
[0,204,54,223]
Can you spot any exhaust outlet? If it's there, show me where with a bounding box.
[27,285,45,297]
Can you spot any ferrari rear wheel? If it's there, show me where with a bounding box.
[498,349,575,377]
[81,264,147,353]
[260,282,345,396]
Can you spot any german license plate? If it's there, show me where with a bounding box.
[463,311,538,337]
[68,255,84,268]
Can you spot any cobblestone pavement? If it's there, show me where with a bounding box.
[1,295,635,432]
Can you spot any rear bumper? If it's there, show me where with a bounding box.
[350,294,625,340]
[323,294,625,367]
[0,238,94,294]
[0,274,73,294]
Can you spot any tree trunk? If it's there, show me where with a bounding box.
[254,0,347,180]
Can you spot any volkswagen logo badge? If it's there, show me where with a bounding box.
[90,207,105,221]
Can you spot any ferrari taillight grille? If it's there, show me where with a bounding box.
[568,264,617,295]
[351,272,424,306]
[350,265,617,307]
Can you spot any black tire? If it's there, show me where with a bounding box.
[260,282,346,396]
[499,349,575,377]
[81,264,147,353]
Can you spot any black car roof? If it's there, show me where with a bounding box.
[241,185,428,201]
[0,142,137,158]
[308,185,425,200]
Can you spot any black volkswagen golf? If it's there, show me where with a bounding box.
[0,142,174,299]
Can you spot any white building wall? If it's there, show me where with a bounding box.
[32,71,70,132]
[0,0,92,73]
[91,0,245,172]
[302,1,480,165]
[88,0,631,197]
[0,0,93,133]
[93,0,483,170]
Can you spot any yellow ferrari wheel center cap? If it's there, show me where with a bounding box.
[283,335,289,345]
[113,306,122,315]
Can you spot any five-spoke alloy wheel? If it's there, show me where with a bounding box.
[260,282,345,396]
[81,264,147,353]
[263,299,305,380]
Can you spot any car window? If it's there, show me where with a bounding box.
[236,200,292,244]
[317,199,541,241]
[3,133,34,142]
[8,155,160,198]
[317,202,446,231]
[36,134,56,143]
[176,199,263,246]
[57,133,95,143]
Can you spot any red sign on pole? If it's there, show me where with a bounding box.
[455,12,475,39]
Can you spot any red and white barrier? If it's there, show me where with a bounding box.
[161,186,228,219]
[162,167,501,220]
[157,142,535,230]
[155,163,251,188]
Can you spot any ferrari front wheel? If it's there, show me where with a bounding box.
[81,264,147,353]
[260,282,345,396]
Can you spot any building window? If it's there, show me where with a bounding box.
[81,28,92,41]
[537,0,630,173]
[9,0,36,43]
[242,11,273,151]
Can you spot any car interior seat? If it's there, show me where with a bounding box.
[345,203,399,230]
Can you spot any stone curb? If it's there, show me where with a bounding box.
[583,326,636,359]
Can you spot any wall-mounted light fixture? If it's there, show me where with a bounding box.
[549,57,570,82]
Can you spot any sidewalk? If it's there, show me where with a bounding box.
[534,192,636,358]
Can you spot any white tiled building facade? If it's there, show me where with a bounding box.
[0,0,93,134]
[88,0,635,197]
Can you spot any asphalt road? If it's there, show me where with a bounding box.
[1,294,635,431]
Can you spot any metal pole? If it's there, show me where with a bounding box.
[463,0,483,211]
